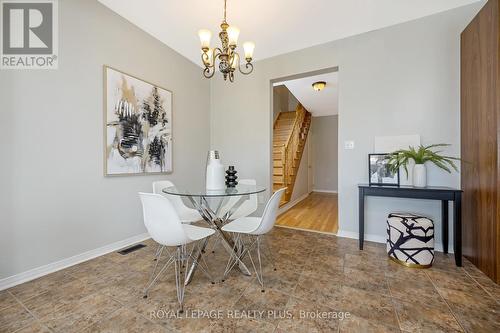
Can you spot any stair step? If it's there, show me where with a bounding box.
[273,160,282,167]
[273,151,283,156]
[274,127,292,132]
[279,112,296,118]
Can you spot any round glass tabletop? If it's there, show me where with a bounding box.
[162,184,266,197]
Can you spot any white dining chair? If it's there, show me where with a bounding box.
[152,180,201,223]
[221,188,286,292]
[139,192,214,312]
[219,179,259,220]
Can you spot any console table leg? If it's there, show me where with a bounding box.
[453,193,462,266]
[359,188,364,250]
[441,200,449,254]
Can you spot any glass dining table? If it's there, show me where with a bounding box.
[163,184,266,285]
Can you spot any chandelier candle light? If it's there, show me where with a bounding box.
[198,0,255,82]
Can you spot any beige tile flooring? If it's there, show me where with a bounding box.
[1,228,499,333]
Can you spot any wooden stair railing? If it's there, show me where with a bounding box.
[273,103,312,205]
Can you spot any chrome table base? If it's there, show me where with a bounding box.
[185,195,252,285]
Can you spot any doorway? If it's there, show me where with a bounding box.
[269,67,339,234]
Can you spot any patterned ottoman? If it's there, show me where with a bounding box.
[386,213,434,268]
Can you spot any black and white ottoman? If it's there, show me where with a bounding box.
[386,213,434,268]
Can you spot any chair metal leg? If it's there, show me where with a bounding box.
[153,244,163,261]
[143,254,175,297]
[261,236,277,271]
[188,239,214,283]
[144,241,212,312]
[247,235,265,292]
[223,234,255,279]
[147,246,164,285]
[174,246,187,313]
[223,234,242,279]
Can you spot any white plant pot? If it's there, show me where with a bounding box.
[413,164,427,188]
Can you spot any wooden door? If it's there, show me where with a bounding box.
[461,0,500,283]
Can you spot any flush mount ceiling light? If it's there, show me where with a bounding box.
[198,0,255,82]
[312,81,326,91]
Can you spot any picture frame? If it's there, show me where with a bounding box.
[368,153,400,186]
[103,65,173,176]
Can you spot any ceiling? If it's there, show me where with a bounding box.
[274,72,338,117]
[98,0,481,66]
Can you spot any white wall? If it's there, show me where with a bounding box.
[312,115,338,192]
[210,4,482,250]
[0,0,210,280]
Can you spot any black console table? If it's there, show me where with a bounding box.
[358,184,463,266]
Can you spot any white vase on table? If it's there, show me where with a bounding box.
[206,150,225,190]
[412,164,427,188]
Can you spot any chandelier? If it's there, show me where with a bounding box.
[198,0,255,82]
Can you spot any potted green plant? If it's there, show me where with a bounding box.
[386,144,459,188]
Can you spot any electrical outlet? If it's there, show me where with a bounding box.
[344,140,355,149]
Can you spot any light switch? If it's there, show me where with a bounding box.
[344,140,355,149]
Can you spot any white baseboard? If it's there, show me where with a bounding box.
[336,230,386,244]
[278,193,309,215]
[312,189,338,194]
[275,224,336,236]
[336,229,452,253]
[0,232,150,291]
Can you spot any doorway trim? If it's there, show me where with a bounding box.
[268,66,339,214]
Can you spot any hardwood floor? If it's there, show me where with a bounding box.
[276,192,338,234]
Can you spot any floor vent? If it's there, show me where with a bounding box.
[117,244,146,255]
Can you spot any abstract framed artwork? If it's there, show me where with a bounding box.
[104,66,172,176]
[368,153,400,186]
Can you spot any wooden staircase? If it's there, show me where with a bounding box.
[273,103,312,206]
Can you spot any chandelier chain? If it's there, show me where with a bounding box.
[223,0,227,23]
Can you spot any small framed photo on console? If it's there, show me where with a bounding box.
[368,153,400,186]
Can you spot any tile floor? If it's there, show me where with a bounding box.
[1,227,499,333]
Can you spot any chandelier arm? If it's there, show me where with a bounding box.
[238,61,254,75]
[203,66,216,79]
[213,47,223,59]
[201,48,223,69]
[201,53,212,68]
